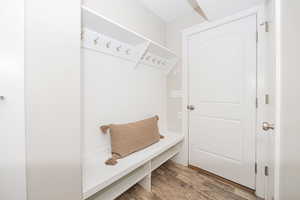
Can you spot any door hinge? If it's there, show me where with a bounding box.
[256,31,259,43]
[255,162,257,174]
[260,21,270,32]
[265,94,270,104]
[265,21,270,32]
[256,98,258,108]
[265,166,269,176]
[264,21,270,32]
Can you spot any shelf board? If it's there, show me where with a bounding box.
[81,5,179,74]
[147,41,177,59]
[82,6,146,46]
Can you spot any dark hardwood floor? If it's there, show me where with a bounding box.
[117,161,260,200]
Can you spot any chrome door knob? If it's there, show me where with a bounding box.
[187,105,195,111]
[262,122,275,131]
[0,96,4,100]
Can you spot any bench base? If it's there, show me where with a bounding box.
[85,138,183,200]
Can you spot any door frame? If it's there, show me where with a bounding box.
[182,5,270,199]
[0,1,27,200]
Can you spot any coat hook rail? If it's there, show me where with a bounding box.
[81,28,177,74]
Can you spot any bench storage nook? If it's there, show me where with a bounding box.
[83,132,184,200]
[81,5,182,200]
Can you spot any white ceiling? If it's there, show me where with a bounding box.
[140,0,199,22]
[196,0,265,20]
[140,0,265,23]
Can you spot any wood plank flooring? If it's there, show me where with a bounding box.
[117,161,260,200]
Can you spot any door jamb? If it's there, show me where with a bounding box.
[181,5,268,199]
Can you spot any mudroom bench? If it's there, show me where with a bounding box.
[83,132,184,200]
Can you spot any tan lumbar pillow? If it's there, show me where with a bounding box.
[100,115,164,165]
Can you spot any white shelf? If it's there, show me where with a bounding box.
[82,132,184,199]
[81,5,179,74]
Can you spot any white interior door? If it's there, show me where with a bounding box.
[188,15,257,189]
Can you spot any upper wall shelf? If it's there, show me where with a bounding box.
[81,6,179,74]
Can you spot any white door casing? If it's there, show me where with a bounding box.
[259,0,276,199]
[187,15,257,189]
[0,0,27,200]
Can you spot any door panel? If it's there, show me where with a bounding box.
[188,15,257,189]
[191,116,242,161]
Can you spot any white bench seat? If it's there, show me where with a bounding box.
[83,132,184,199]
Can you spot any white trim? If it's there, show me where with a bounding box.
[182,5,268,198]
[255,5,268,199]
[182,6,262,36]
[274,0,281,199]
[181,30,189,166]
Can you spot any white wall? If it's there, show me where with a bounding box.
[83,0,166,45]
[196,0,264,20]
[82,50,167,162]
[25,0,82,199]
[82,0,168,162]
[165,12,204,165]
[0,1,26,200]
[278,0,300,199]
[166,12,204,133]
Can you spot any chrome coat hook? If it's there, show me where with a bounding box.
[116,46,122,52]
[126,49,131,55]
[94,37,99,45]
[106,41,111,48]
